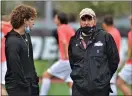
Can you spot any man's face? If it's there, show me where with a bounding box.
[54,15,60,26]
[80,15,96,27]
[25,17,35,30]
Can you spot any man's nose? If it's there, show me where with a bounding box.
[85,20,89,26]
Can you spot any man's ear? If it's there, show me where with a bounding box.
[24,19,28,26]
[94,20,96,26]
[24,19,26,23]
[24,19,28,24]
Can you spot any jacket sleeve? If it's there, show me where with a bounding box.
[6,37,29,86]
[105,33,120,77]
[68,38,74,70]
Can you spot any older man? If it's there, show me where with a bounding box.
[68,8,119,96]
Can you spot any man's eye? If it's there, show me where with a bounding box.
[88,17,92,20]
[81,17,86,21]
[81,17,92,21]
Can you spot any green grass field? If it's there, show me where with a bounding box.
[34,60,130,95]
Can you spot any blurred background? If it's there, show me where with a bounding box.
[1,1,132,95]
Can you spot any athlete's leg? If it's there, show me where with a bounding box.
[109,72,117,95]
[117,64,132,95]
[40,71,53,95]
[40,60,62,95]
[67,82,73,95]
[117,76,132,95]
[1,84,7,95]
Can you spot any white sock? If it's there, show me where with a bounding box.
[40,78,51,95]
[69,88,72,96]
[109,84,117,96]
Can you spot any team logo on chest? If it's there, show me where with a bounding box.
[94,41,103,46]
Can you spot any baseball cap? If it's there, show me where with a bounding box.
[79,8,96,18]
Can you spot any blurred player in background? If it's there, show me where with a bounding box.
[0,15,12,95]
[102,15,121,95]
[117,16,132,96]
[40,12,75,95]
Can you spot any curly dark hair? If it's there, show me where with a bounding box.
[10,4,37,29]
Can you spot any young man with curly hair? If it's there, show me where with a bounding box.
[5,4,39,96]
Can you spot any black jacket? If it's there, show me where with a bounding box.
[68,27,119,93]
[5,29,38,88]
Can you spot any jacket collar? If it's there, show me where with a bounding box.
[75,27,100,41]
